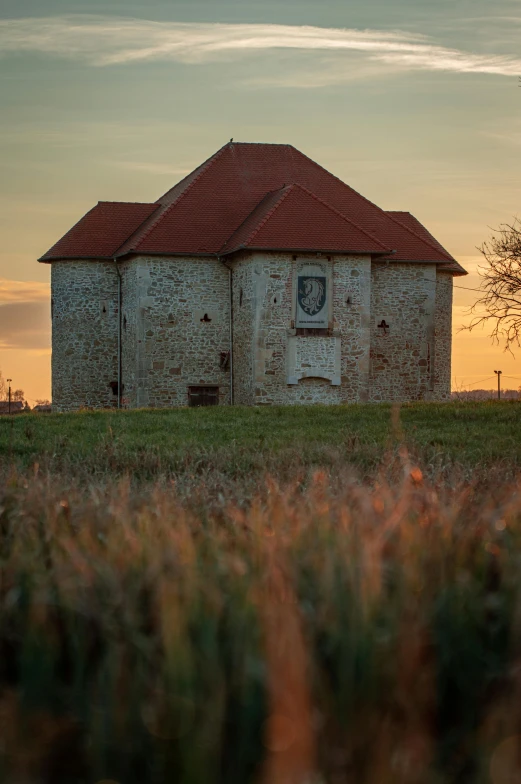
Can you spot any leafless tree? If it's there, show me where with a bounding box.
[468,218,521,351]
[12,389,25,403]
[0,372,5,401]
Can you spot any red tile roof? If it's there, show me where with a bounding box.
[386,211,466,275]
[39,142,466,275]
[221,184,390,255]
[40,202,160,261]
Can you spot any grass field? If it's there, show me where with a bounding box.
[1,401,521,480]
[1,402,521,783]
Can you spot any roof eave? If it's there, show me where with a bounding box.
[38,254,120,263]
[221,245,393,257]
[115,250,217,260]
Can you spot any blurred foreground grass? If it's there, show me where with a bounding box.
[0,403,521,782]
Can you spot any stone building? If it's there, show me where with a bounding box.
[40,142,466,410]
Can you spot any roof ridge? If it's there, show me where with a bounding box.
[38,203,100,261]
[385,211,454,262]
[156,143,230,206]
[97,201,156,206]
[228,186,294,251]
[291,148,450,259]
[230,141,294,147]
[293,146,397,220]
[126,144,230,254]
[242,186,294,247]
[113,204,162,259]
[291,183,391,252]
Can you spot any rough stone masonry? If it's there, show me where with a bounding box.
[41,142,466,410]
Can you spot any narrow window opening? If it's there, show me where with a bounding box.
[188,386,219,407]
[109,381,121,396]
[123,315,127,331]
[239,288,243,307]
[103,305,107,314]
[200,313,212,323]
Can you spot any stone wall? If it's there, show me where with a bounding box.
[433,271,453,399]
[51,254,454,409]
[369,262,437,402]
[51,260,119,411]
[231,252,372,405]
[231,256,255,405]
[120,259,138,406]
[121,256,231,408]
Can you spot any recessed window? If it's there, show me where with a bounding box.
[200,313,212,323]
[239,288,243,307]
[188,386,219,407]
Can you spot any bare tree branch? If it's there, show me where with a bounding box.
[466,218,521,352]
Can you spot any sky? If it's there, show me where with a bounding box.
[0,0,520,403]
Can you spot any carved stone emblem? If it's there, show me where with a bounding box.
[298,276,326,316]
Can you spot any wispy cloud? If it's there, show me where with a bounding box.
[0,301,50,350]
[0,278,50,306]
[0,16,520,80]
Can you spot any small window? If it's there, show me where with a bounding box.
[188,386,219,407]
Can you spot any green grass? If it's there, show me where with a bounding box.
[1,401,521,478]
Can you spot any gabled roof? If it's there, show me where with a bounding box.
[40,202,160,261]
[386,211,467,276]
[221,184,391,255]
[39,142,466,275]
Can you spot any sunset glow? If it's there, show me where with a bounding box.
[1,0,520,402]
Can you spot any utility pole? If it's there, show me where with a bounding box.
[6,378,12,414]
[494,370,502,400]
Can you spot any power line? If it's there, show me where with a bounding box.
[454,375,496,389]
[456,376,494,387]
[467,376,496,388]
[453,285,485,293]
